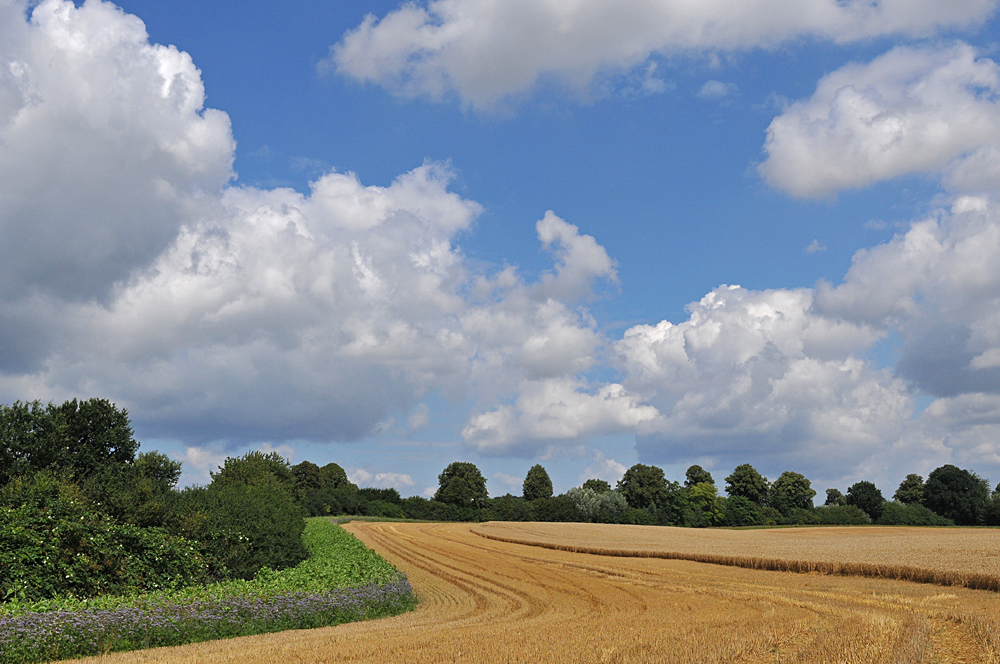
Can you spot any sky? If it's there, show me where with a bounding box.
[3,0,1000,499]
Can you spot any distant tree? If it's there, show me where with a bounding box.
[923,464,990,526]
[723,495,762,527]
[0,398,139,484]
[582,478,612,493]
[435,462,488,508]
[893,474,925,505]
[291,461,323,492]
[134,451,182,492]
[617,464,671,511]
[684,465,715,488]
[319,462,352,490]
[725,464,770,505]
[523,464,554,501]
[211,451,296,495]
[824,488,846,506]
[685,482,725,526]
[768,472,816,516]
[845,481,885,520]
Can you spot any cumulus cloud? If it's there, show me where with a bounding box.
[697,80,737,100]
[326,0,996,109]
[759,43,1000,198]
[581,450,627,486]
[462,377,663,455]
[0,0,234,305]
[0,0,618,448]
[349,468,416,489]
[490,472,523,495]
[611,286,911,477]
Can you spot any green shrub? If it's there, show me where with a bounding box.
[483,495,533,521]
[723,495,762,526]
[530,496,581,522]
[0,473,208,602]
[875,501,953,526]
[814,504,871,525]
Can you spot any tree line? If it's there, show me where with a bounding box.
[6,398,1000,604]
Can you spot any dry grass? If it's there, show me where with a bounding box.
[473,522,1000,591]
[73,522,1000,664]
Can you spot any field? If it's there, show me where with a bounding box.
[73,521,1000,663]
[473,521,1000,590]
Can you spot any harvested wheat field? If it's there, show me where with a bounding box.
[474,521,1000,590]
[76,521,1000,664]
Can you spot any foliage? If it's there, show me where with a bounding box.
[0,472,209,603]
[923,464,990,526]
[173,481,307,581]
[724,464,770,505]
[0,399,138,485]
[894,474,925,505]
[358,488,402,505]
[565,487,627,523]
[617,464,671,511]
[846,481,885,520]
[782,508,819,525]
[522,464,554,501]
[813,505,871,525]
[434,462,488,508]
[768,472,816,516]
[530,495,581,522]
[684,483,725,527]
[722,495,763,526]
[483,495,534,522]
[0,520,415,664]
[581,478,611,493]
[825,488,846,506]
[211,451,296,495]
[876,501,952,526]
[684,465,715,488]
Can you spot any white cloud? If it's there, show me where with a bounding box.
[171,446,227,486]
[805,239,827,253]
[462,377,664,455]
[612,285,911,477]
[0,1,618,447]
[326,0,996,109]
[490,471,523,495]
[349,468,416,489]
[0,0,234,305]
[697,80,737,99]
[581,450,628,486]
[759,43,1000,198]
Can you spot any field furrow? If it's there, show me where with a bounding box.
[74,522,1000,663]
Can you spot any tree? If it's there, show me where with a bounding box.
[211,451,296,495]
[0,398,139,484]
[523,464,554,501]
[725,464,770,504]
[824,488,846,506]
[845,481,885,520]
[685,482,725,526]
[684,465,714,488]
[768,472,816,516]
[617,464,671,511]
[894,474,925,504]
[582,478,611,493]
[435,462,488,508]
[923,464,990,526]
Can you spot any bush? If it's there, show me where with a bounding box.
[0,473,209,602]
[875,501,953,526]
[566,487,627,523]
[531,496,581,522]
[783,508,819,525]
[172,482,307,581]
[619,507,656,525]
[722,495,762,527]
[363,500,405,519]
[483,495,533,522]
[814,504,871,525]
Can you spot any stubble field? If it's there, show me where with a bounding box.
[76,521,1000,663]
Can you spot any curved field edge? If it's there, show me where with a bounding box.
[0,519,417,664]
[471,523,1000,592]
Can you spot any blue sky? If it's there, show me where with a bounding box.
[3,0,1000,498]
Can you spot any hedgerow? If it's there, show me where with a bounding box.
[0,519,416,664]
